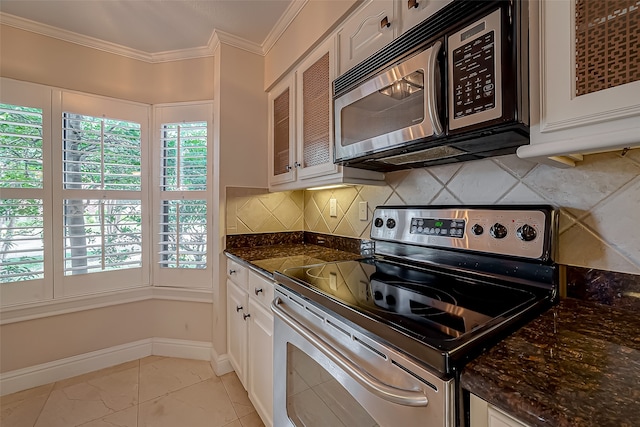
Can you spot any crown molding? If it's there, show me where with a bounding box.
[214,29,264,56]
[261,0,309,56]
[0,11,270,62]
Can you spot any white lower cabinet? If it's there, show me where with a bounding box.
[227,279,249,387]
[226,259,274,427]
[470,393,532,427]
[247,298,273,427]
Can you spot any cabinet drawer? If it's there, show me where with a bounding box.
[249,272,274,309]
[227,258,248,289]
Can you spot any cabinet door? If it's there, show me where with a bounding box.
[227,279,249,388]
[248,299,274,427]
[400,0,453,35]
[268,75,296,185]
[338,0,395,75]
[488,406,531,427]
[520,0,640,163]
[296,37,339,180]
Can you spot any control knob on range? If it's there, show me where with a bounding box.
[374,218,384,228]
[489,223,508,239]
[386,218,396,229]
[516,224,537,242]
[471,224,484,235]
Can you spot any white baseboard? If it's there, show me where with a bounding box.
[0,338,213,396]
[152,338,212,361]
[210,347,233,377]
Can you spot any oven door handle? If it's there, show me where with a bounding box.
[271,297,429,407]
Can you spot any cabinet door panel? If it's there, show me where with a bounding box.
[540,0,640,133]
[248,299,274,427]
[338,0,395,75]
[297,37,339,179]
[268,76,296,185]
[400,0,452,35]
[227,259,248,289]
[227,280,248,388]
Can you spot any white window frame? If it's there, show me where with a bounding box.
[53,91,151,297]
[0,79,54,306]
[152,102,213,288]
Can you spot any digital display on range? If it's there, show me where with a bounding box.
[410,218,466,238]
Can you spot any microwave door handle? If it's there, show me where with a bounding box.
[271,297,429,407]
[427,40,444,136]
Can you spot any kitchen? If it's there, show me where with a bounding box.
[1,1,639,427]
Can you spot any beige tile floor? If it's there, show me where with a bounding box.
[0,356,265,427]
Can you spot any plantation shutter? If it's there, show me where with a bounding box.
[159,121,207,269]
[61,113,143,276]
[0,104,45,284]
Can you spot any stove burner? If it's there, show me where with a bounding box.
[373,280,458,317]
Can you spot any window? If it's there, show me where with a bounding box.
[153,103,212,287]
[0,80,52,305]
[57,91,149,296]
[1,79,210,307]
[62,113,143,275]
[1,104,45,283]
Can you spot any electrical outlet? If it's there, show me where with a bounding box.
[359,201,368,221]
[330,198,337,217]
[329,272,338,291]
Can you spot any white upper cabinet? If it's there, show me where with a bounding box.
[267,37,385,190]
[296,37,339,180]
[338,0,396,75]
[268,75,296,185]
[518,0,640,166]
[399,0,453,35]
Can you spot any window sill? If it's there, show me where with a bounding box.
[0,286,214,325]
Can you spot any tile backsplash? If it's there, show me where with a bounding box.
[226,150,640,275]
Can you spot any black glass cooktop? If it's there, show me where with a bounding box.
[277,258,551,370]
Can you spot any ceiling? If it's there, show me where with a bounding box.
[0,0,301,61]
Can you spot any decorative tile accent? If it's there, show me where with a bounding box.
[393,169,442,205]
[446,160,519,204]
[522,152,640,217]
[226,151,640,275]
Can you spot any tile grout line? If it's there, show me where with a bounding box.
[31,382,53,427]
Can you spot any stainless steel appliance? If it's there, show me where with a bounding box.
[334,0,529,171]
[272,205,558,427]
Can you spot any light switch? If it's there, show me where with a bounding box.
[330,198,337,217]
[359,201,368,221]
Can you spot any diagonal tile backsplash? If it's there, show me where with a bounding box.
[226,150,640,275]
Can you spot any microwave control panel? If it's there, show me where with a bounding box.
[448,8,503,130]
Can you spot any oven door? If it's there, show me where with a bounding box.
[334,41,443,164]
[272,287,455,427]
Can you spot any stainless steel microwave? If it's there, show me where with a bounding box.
[334,0,529,172]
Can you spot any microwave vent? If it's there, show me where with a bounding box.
[374,146,466,165]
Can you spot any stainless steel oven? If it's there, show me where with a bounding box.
[272,284,454,427]
[273,206,558,427]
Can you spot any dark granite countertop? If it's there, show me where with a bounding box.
[225,243,363,278]
[461,298,640,427]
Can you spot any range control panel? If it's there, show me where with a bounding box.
[370,206,555,260]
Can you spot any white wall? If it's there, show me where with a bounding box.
[263,0,358,89]
[0,24,214,104]
[0,23,217,378]
[211,42,269,361]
